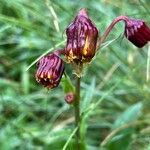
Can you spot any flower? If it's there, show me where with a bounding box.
[65,8,98,64]
[35,53,64,89]
[124,18,150,48]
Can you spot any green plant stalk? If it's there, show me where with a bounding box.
[74,76,81,150]
[96,15,128,49]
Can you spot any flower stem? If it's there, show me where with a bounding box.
[74,76,81,150]
[96,15,129,49]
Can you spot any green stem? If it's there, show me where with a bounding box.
[74,76,81,150]
[96,15,128,49]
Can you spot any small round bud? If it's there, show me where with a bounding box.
[65,92,75,104]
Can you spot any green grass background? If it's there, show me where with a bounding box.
[0,0,150,150]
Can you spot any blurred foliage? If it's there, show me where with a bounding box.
[0,0,150,150]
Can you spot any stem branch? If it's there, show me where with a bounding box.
[96,15,129,49]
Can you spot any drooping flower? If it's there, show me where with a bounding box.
[65,8,98,64]
[35,53,64,89]
[124,18,150,48]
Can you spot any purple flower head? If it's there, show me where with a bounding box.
[35,53,64,89]
[125,18,150,48]
[65,8,98,64]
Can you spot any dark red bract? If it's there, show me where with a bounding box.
[125,18,150,48]
[65,8,98,64]
[35,53,64,89]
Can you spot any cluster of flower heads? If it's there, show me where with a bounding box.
[35,8,150,89]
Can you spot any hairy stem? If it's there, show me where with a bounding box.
[96,15,129,49]
[74,76,81,150]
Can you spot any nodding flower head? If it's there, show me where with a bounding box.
[65,8,98,64]
[125,18,150,48]
[35,53,64,89]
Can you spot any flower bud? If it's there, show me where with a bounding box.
[65,92,75,104]
[35,53,64,89]
[65,8,98,64]
[125,18,150,48]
